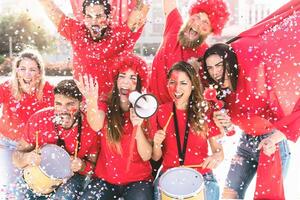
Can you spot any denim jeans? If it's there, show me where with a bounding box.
[153,172,219,200]
[14,173,88,200]
[225,132,291,199]
[79,178,153,200]
[0,137,21,199]
[51,173,89,200]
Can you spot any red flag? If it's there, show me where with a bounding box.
[231,1,300,199]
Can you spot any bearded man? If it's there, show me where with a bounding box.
[149,0,230,104]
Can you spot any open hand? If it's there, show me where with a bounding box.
[75,74,99,104]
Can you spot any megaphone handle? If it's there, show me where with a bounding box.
[126,125,138,172]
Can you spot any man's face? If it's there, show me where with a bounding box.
[54,94,81,129]
[83,4,109,41]
[178,12,212,48]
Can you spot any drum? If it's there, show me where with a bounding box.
[159,167,205,200]
[23,144,72,194]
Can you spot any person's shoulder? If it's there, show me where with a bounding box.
[166,8,182,22]
[158,102,173,114]
[43,81,54,92]
[0,80,11,89]
[58,15,85,35]
[159,102,173,109]
[61,15,81,27]
[194,42,209,54]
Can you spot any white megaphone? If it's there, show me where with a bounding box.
[129,91,158,119]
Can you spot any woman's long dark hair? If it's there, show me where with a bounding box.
[167,61,208,137]
[106,74,142,144]
[202,43,239,91]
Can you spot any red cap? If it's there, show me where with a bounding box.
[112,53,149,89]
[189,0,230,35]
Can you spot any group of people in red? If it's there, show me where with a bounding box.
[0,0,299,199]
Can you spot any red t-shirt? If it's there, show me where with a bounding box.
[24,108,98,175]
[0,81,54,141]
[154,102,220,175]
[94,102,152,185]
[150,9,209,104]
[58,16,141,95]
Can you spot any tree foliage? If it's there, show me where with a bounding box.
[0,12,54,55]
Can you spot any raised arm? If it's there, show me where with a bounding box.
[130,109,153,161]
[127,0,150,32]
[163,0,177,17]
[76,75,105,132]
[38,0,64,28]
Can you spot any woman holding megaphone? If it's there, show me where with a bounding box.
[77,54,153,200]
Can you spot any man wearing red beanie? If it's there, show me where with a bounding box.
[149,0,230,104]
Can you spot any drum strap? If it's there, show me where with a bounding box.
[56,114,82,155]
[173,103,190,166]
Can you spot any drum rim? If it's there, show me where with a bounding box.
[23,165,63,194]
[159,167,204,198]
[39,144,72,179]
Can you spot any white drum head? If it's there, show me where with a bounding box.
[40,144,72,179]
[159,167,204,198]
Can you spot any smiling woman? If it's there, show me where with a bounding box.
[0,49,55,197]
[0,49,54,141]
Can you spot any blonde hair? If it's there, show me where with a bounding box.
[11,49,46,101]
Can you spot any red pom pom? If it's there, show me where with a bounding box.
[112,53,149,89]
[203,88,224,109]
[189,0,230,35]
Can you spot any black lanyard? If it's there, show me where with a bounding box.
[56,114,82,155]
[173,103,190,165]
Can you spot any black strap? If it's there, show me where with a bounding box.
[226,36,240,44]
[55,113,82,155]
[173,103,190,165]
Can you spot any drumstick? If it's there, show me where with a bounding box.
[74,140,79,158]
[35,131,39,153]
[183,164,203,168]
[163,112,174,132]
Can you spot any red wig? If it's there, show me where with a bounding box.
[189,0,230,35]
[112,53,149,89]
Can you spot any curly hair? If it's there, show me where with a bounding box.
[189,0,230,35]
